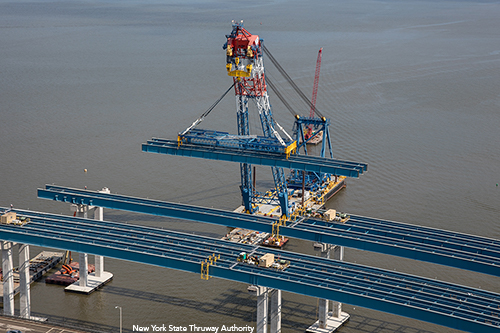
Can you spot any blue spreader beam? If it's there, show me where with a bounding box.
[38,185,500,277]
[1,207,500,333]
[142,138,367,178]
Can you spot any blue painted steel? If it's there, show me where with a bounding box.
[226,24,290,216]
[235,95,254,213]
[181,129,292,154]
[2,207,500,333]
[178,128,295,213]
[38,185,500,276]
[289,116,335,189]
[293,116,333,159]
[142,138,366,178]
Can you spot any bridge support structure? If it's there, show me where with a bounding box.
[270,289,281,333]
[248,285,282,333]
[19,243,31,319]
[1,241,32,319]
[2,241,15,316]
[307,243,349,332]
[94,202,105,278]
[65,187,113,293]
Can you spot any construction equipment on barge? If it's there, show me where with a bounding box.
[45,262,96,286]
[144,21,366,249]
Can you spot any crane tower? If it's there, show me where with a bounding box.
[223,21,295,217]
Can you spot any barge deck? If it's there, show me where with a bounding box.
[222,177,347,247]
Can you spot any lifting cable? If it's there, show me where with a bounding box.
[263,44,324,119]
[247,85,293,144]
[266,76,297,118]
[180,82,236,136]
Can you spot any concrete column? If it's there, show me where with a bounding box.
[2,241,14,316]
[94,205,104,278]
[79,252,88,287]
[318,299,328,328]
[95,255,104,278]
[314,242,335,328]
[73,204,90,286]
[19,244,31,319]
[94,187,109,278]
[330,245,344,318]
[255,286,269,333]
[270,289,282,333]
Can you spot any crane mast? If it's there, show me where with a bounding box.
[310,48,323,118]
[223,21,290,217]
[306,48,323,139]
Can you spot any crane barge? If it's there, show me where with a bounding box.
[154,21,365,248]
[220,21,348,247]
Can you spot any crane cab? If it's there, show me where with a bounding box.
[223,20,261,77]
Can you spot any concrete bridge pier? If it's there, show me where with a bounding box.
[78,253,88,287]
[270,288,282,333]
[248,286,282,333]
[93,203,104,277]
[256,286,268,333]
[307,243,349,332]
[72,204,89,288]
[1,241,31,319]
[93,186,110,277]
[2,241,14,316]
[67,187,112,293]
[19,243,31,319]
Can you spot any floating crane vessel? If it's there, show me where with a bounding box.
[144,21,364,248]
[218,21,347,248]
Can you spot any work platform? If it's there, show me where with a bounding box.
[306,312,350,333]
[225,177,346,249]
[65,271,113,294]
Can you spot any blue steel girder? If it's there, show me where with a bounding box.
[180,129,291,154]
[142,138,366,178]
[38,185,500,277]
[2,207,500,333]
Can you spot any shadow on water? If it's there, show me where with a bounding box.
[5,310,121,333]
[346,314,436,333]
[4,287,435,333]
[97,286,435,333]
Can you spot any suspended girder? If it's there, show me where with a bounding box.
[1,207,500,333]
[142,138,366,178]
[38,185,500,276]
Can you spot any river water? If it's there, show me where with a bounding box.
[1,0,500,332]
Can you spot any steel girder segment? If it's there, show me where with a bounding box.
[2,208,500,333]
[142,138,366,178]
[38,185,500,276]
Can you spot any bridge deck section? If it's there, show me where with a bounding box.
[1,207,500,333]
[142,138,367,178]
[38,185,500,277]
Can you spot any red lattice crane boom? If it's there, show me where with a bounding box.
[310,48,323,118]
[307,48,322,138]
